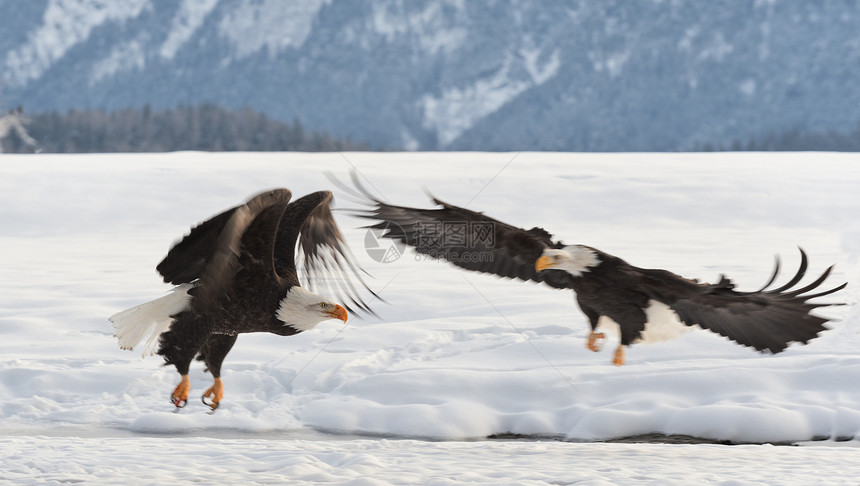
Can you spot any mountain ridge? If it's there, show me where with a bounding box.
[2,0,858,151]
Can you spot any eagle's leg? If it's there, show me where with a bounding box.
[577,300,605,352]
[609,305,646,367]
[612,345,625,366]
[586,331,606,352]
[167,360,196,409]
[197,333,238,411]
[171,374,191,408]
[158,313,212,409]
[202,378,223,410]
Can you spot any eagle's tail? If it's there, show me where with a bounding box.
[110,283,193,357]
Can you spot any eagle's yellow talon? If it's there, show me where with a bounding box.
[171,374,190,408]
[612,346,625,366]
[587,331,606,352]
[202,377,223,411]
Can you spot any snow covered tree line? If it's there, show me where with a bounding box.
[697,122,860,152]
[1,103,858,153]
[0,104,367,153]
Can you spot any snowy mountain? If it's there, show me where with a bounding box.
[2,0,859,151]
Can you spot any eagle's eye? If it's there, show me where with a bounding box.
[320,302,330,309]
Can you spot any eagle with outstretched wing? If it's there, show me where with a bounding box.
[111,188,376,410]
[342,174,845,366]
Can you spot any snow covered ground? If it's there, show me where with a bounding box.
[1,151,859,484]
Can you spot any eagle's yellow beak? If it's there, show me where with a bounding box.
[325,304,349,323]
[535,255,556,272]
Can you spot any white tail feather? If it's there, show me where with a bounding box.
[110,283,193,357]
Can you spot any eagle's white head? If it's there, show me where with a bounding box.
[535,245,600,277]
[276,286,349,331]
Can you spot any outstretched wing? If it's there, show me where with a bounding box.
[156,206,239,285]
[156,189,292,285]
[195,189,294,308]
[640,249,846,353]
[339,172,575,289]
[274,190,379,315]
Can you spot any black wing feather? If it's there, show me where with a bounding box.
[156,205,244,285]
[275,190,379,315]
[345,172,574,289]
[640,249,845,353]
[341,172,845,353]
[156,190,293,285]
[156,188,377,315]
[195,189,293,309]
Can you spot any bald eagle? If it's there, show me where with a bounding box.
[111,188,375,410]
[344,177,845,366]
